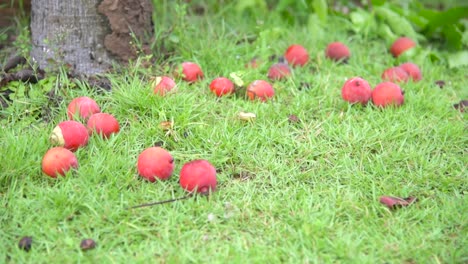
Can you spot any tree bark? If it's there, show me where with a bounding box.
[30,0,153,76]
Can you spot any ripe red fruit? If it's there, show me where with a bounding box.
[180,62,204,83]
[87,113,120,139]
[372,82,405,107]
[390,37,416,57]
[267,62,291,81]
[246,80,275,102]
[284,44,309,67]
[209,77,235,97]
[42,147,79,178]
[50,121,89,151]
[382,67,409,83]
[137,147,174,182]
[179,159,217,194]
[341,77,372,105]
[325,42,351,62]
[153,76,176,95]
[67,97,100,120]
[399,62,422,82]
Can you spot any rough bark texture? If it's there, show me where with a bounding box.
[30,0,153,75]
[98,0,153,61]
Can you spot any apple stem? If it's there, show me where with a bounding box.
[127,194,193,209]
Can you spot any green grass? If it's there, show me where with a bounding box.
[1,3,467,263]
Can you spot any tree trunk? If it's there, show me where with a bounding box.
[30,0,153,76]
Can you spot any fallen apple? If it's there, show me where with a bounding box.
[87,113,120,138]
[284,44,309,67]
[372,82,405,107]
[137,147,174,182]
[325,42,351,62]
[153,76,176,95]
[399,62,422,82]
[381,67,409,83]
[50,120,89,151]
[246,80,275,102]
[180,62,204,83]
[179,159,217,194]
[390,37,416,57]
[42,147,79,178]
[267,62,291,81]
[67,96,101,120]
[209,77,235,97]
[341,77,372,105]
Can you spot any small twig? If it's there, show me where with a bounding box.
[127,194,192,209]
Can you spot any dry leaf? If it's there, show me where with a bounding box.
[238,112,256,121]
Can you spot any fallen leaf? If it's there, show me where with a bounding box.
[159,121,174,131]
[434,80,446,88]
[288,114,300,123]
[18,236,32,252]
[379,196,417,209]
[80,239,96,251]
[238,112,256,121]
[453,100,468,112]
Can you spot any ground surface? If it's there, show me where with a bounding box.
[0,2,467,263]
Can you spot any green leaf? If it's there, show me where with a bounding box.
[376,22,397,43]
[312,0,328,23]
[424,7,468,35]
[371,0,385,6]
[443,24,463,51]
[236,0,268,14]
[374,6,417,40]
[447,51,468,68]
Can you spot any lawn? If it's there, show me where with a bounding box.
[1,1,467,263]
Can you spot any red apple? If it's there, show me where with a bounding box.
[325,42,351,62]
[180,62,204,83]
[87,113,120,138]
[137,147,174,182]
[50,121,89,151]
[67,96,100,120]
[399,62,422,82]
[42,147,79,178]
[341,77,372,105]
[246,80,275,102]
[390,37,416,57]
[209,77,235,97]
[179,159,217,194]
[153,76,176,95]
[267,62,291,81]
[382,67,409,83]
[372,82,405,107]
[284,44,309,67]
